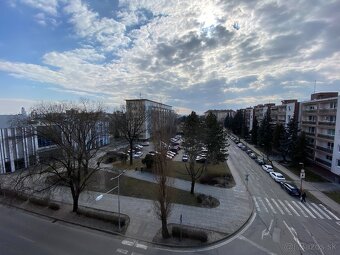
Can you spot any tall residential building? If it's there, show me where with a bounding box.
[271,100,299,126]
[254,103,275,123]
[299,92,340,177]
[244,107,254,131]
[204,109,235,123]
[126,99,173,140]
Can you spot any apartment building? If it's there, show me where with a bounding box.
[244,107,254,131]
[271,100,299,126]
[299,92,340,177]
[126,99,173,140]
[254,103,275,123]
[204,109,235,123]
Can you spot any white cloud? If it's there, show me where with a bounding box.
[21,0,59,16]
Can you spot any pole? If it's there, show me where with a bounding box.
[118,175,121,231]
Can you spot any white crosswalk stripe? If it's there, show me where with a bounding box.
[318,204,340,221]
[254,197,338,221]
[291,201,308,217]
[271,198,284,215]
[278,199,292,215]
[299,202,316,218]
[257,197,269,213]
[253,196,261,212]
[285,200,300,216]
[265,198,277,214]
[307,204,324,219]
[311,203,331,220]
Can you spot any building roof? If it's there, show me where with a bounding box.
[125,99,172,108]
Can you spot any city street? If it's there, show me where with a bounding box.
[1,139,340,255]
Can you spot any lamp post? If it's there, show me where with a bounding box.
[299,163,305,193]
[95,170,126,231]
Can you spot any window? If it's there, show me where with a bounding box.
[327,142,334,149]
[330,102,337,109]
[338,159,340,167]
[308,115,316,121]
[327,129,335,136]
[326,155,332,161]
[288,106,291,111]
[308,127,315,133]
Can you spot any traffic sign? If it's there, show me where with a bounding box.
[300,169,305,179]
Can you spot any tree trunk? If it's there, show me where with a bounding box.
[129,141,133,165]
[72,192,79,213]
[190,179,195,194]
[161,216,170,239]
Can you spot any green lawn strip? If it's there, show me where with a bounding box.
[285,165,329,183]
[87,171,200,207]
[323,191,340,204]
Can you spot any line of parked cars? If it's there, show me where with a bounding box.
[232,137,300,197]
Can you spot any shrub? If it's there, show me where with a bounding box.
[48,202,60,210]
[29,197,49,207]
[172,226,208,242]
[142,154,154,169]
[77,207,127,227]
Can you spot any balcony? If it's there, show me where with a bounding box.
[317,134,334,140]
[302,121,316,125]
[318,108,336,114]
[305,132,316,137]
[315,157,332,167]
[316,146,333,154]
[304,109,317,112]
[318,121,336,126]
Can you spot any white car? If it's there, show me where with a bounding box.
[269,172,285,182]
[133,151,143,158]
[262,164,273,172]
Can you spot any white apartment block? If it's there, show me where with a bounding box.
[126,99,173,140]
[299,92,340,177]
[204,109,235,123]
[271,100,298,126]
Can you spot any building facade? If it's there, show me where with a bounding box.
[126,99,173,140]
[299,92,340,177]
[254,103,275,123]
[271,100,299,126]
[204,109,235,123]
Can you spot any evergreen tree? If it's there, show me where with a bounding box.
[205,112,226,164]
[278,125,290,162]
[272,124,284,151]
[251,117,258,145]
[231,110,244,136]
[258,109,272,153]
[293,131,306,165]
[287,115,299,160]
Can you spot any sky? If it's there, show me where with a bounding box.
[0,0,339,115]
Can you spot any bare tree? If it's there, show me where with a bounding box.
[182,111,205,194]
[20,100,106,212]
[152,107,175,239]
[112,104,149,165]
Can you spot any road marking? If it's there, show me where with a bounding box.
[306,204,324,219]
[135,242,148,250]
[265,198,277,214]
[278,199,292,215]
[116,248,129,254]
[318,204,340,221]
[131,252,144,255]
[271,198,284,215]
[299,202,316,218]
[253,196,261,212]
[238,235,277,255]
[17,235,35,243]
[311,203,331,220]
[285,200,300,216]
[261,219,273,240]
[258,197,269,213]
[292,201,308,217]
[122,239,135,246]
[283,220,305,252]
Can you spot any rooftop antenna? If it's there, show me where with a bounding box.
[314,80,316,93]
[139,92,142,99]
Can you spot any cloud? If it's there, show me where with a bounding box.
[21,0,59,16]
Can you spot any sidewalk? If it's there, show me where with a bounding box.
[48,161,252,243]
[242,140,340,215]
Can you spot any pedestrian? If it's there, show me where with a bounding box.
[301,192,306,203]
[97,161,100,168]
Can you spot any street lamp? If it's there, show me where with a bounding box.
[299,162,305,193]
[95,170,126,231]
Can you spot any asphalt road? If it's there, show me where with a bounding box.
[1,138,340,255]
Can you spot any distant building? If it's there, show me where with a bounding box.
[126,99,173,140]
[299,92,340,177]
[204,109,235,123]
[271,100,299,126]
[244,107,254,131]
[254,103,275,123]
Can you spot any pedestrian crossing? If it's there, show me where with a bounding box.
[253,196,340,221]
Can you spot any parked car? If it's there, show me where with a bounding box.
[249,153,257,159]
[182,154,189,162]
[262,164,273,172]
[241,145,247,151]
[141,141,150,146]
[237,143,243,148]
[134,144,143,150]
[280,182,301,196]
[167,151,176,157]
[246,149,252,154]
[133,151,143,158]
[196,155,206,163]
[269,172,285,182]
[255,157,265,165]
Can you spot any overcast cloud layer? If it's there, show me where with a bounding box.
[0,0,339,114]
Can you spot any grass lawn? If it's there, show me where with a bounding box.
[323,191,340,204]
[87,171,201,207]
[112,158,235,188]
[286,165,329,183]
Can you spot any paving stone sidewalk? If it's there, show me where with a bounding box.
[49,160,252,243]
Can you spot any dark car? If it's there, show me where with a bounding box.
[280,182,301,197]
[255,157,265,165]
